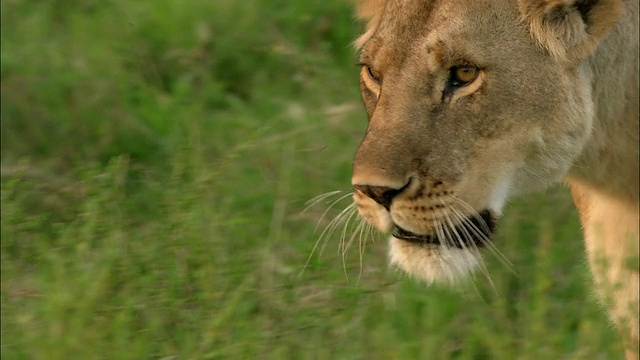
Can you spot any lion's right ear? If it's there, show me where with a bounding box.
[518,0,622,62]
[354,0,386,49]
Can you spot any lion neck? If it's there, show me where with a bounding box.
[567,5,639,204]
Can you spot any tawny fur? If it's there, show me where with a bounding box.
[349,0,639,357]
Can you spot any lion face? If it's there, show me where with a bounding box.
[352,0,613,283]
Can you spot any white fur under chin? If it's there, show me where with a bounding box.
[388,236,482,285]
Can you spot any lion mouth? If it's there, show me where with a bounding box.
[391,209,496,248]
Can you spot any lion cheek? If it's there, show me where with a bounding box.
[365,206,394,233]
[354,194,394,233]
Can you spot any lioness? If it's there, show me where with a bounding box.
[350,0,639,358]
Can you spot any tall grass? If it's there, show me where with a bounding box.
[1,0,623,358]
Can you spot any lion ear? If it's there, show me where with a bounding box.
[518,0,622,62]
[354,0,386,49]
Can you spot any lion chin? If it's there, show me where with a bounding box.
[389,209,497,284]
[388,238,482,285]
[385,208,498,284]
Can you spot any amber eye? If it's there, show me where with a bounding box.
[365,65,382,84]
[451,65,479,86]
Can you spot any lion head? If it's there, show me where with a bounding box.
[351,0,623,283]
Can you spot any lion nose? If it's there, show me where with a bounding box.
[353,184,402,210]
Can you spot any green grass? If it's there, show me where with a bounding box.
[1,0,623,358]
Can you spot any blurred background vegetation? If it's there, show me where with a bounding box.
[1,0,623,358]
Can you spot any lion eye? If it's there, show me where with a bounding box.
[451,65,479,86]
[365,65,382,84]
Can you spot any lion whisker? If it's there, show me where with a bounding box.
[357,217,369,283]
[449,205,515,274]
[446,196,492,234]
[338,204,361,256]
[440,201,497,291]
[300,194,355,276]
[311,191,355,234]
[303,190,344,214]
[341,212,367,257]
[435,220,469,283]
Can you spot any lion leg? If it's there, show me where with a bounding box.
[570,182,639,359]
